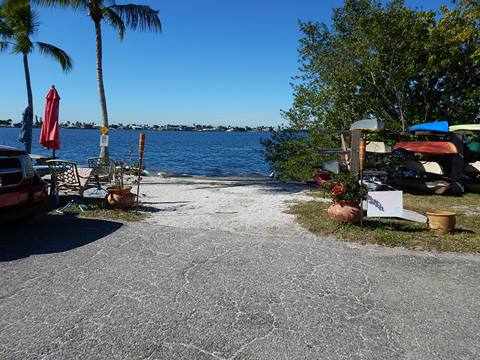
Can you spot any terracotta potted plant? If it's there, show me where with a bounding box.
[106,185,136,209]
[322,173,367,224]
[105,161,136,209]
[105,158,149,209]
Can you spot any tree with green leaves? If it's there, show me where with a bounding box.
[426,0,480,123]
[35,0,162,159]
[284,0,440,132]
[0,0,72,153]
[265,0,480,180]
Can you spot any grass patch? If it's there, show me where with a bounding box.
[290,192,480,253]
[49,197,149,222]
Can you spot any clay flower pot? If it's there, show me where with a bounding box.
[327,201,361,224]
[106,186,136,209]
[426,211,456,235]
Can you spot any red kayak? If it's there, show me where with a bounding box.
[393,141,459,155]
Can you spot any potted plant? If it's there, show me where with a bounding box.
[106,185,136,209]
[105,161,136,209]
[321,173,367,224]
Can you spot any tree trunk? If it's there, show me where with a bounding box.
[94,19,109,159]
[399,108,405,132]
[23,52,33,154]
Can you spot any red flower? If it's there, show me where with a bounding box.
[331,183,345,195]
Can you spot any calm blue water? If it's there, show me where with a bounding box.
[0,128,271,177]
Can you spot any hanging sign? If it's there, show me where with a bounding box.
[367,191,403,218]
[100,134,109,147]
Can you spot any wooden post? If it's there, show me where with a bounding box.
[450,132,464,195]
[359,136,366,229]
[340,133,351,170]
[359,138,366,171]
[350,130,361,177]
[136,133,145,207]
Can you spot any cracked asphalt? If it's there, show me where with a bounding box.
[1,186,480,359]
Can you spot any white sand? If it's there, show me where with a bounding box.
[138,176,318,235]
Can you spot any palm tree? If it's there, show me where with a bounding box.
[35,0,162,158]
[0,0,72,153]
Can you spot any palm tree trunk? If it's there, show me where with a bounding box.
[23,52,33,154]
[94,19,109,159]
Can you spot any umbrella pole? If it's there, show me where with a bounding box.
[52,149,56,159]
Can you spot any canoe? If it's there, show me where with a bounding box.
[350,119,384,131]
[465,183,480,193]
[405,159,444,175]
[366,141,391,153]
[465,161,480,173]
[449,124,480,132]
[467,141,480,153]
[426,180,451,195]
[393,141,459,154]
[389,176,451,195]
[409,121,449,133]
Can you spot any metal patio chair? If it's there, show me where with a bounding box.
[46,160,95,212]
[87,157,115,189]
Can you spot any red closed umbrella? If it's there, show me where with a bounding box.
[39,85,61,156]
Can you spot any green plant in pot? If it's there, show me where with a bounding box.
[106,185,136,209]
[106,161,135,209]
[322,173,368,224]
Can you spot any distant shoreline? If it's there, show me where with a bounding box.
[0,123,274,133]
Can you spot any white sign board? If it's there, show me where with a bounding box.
[367,191,403,218]
[100,134,109,147]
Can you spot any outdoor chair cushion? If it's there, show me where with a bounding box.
[77,167,93,187]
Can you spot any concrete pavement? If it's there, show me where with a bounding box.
[1,213,479,359]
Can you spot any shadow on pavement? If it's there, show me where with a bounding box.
[0,214,123,262]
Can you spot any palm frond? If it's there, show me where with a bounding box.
[13,35,32,53]
[109,4,162,33]
[35,41,73,72]
[102,7,125,40]
[0,40,10,52]
[0,18,14,38]
[1,0,38,37]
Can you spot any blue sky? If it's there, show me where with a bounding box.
[0,0,448,127]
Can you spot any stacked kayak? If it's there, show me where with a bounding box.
[409,121,449,133]
[350,118,384,131]
[449,124,480,132]
[449,124,480,192]
[393,141,458,154]
[390,122,456,194]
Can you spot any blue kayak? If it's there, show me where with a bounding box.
[409,121,449,133]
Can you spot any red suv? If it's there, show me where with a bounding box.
[0,146,49,223]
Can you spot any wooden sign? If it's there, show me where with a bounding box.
[367,191,403,218]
